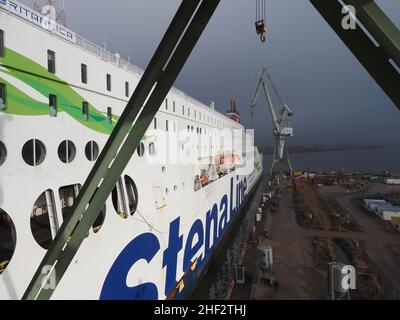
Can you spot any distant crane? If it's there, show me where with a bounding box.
[251,68,294,179]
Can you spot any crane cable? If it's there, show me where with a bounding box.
[256,0,266,22]
[255,0,267,42]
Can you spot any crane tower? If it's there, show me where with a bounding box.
[251,68,294,179]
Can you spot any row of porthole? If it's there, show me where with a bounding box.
[0,139,100,167]
[0,175,140,275]
[0,140,157,167]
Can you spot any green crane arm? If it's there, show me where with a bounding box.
[23,0,399,301]
[23,0,221,300]
[310,0,400,109]
[251,68,280,132]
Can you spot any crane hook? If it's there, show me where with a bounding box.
[255,0,267,43]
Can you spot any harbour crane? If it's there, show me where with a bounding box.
[24,0,399,300]
[251,68,294,179]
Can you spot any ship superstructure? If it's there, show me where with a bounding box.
[0,0,262,299]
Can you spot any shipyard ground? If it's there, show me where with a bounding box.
[217,180,400,300]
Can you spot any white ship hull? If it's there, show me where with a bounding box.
[0,1,263,300]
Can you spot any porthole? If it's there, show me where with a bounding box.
[149,142,156,156]
[85,141,99,161]
[165,188,169,195]
[162,166,166,173]
[137,142,145,157]
[112,175,138,218]
[22,139,46,166]
[58,184,105,234]
[174,185,178,192]
[0,141,6,166]
[31,190,58,249]
[125,175,138,216]
[0,209,17,275]
[58,140,76,164]
[59,184,81,221]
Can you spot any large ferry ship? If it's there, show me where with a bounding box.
[0,0,263,300]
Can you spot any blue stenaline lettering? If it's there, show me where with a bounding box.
[100,233,160,300]
[218,194,228,236]
[205,204,219,256]
[229,177,236,219]
[162,217,183,296]
[183,219,204,272]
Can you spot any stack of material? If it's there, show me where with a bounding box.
[363,199,400,221]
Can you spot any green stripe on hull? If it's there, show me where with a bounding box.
[0,48,116,135]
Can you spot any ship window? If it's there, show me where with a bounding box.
[125,176,138,216]
[58,140,76,164]
[47,50,56,73]
[182,105,185,115]
[0,83,6,110]
[165,99,168,110]
[0,30,4,57]
[22,139,46,166]
[112,177,128,219]
[188,108,190,117]
[194,175,201,191]
[154,117,157,129]
[0,141,6,166]
[58,184,105,234]
[106,74,111,91]
[82,101,89,121]
[107,107,112,124]
[137,142,145,157]
[194,110,197,119]
[149,142,156,156]
[111,176,138,218]
[125,81,129,98]
[49,94,57,117]
[166,120,169,132]
[59,184,81,222]
[31,190,58,249]
[0,209,16,275]
[85,141,99,161]
[173,101,176,113]
[81,64,87,84]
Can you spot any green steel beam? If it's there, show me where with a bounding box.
[343,0,400,68]
[310,0,400,109]
[23,0,221,300]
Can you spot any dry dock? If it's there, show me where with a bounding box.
[211,174,400,300]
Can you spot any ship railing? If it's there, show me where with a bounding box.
[75,35,144,76]
[74,37,230,119]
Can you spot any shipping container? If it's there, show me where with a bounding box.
[385,178,400,185]
[375,206,400,220]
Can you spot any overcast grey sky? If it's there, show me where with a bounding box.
[22,0,400,147]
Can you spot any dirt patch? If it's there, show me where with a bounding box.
[334,238,385,300]
[293,181,359,231]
